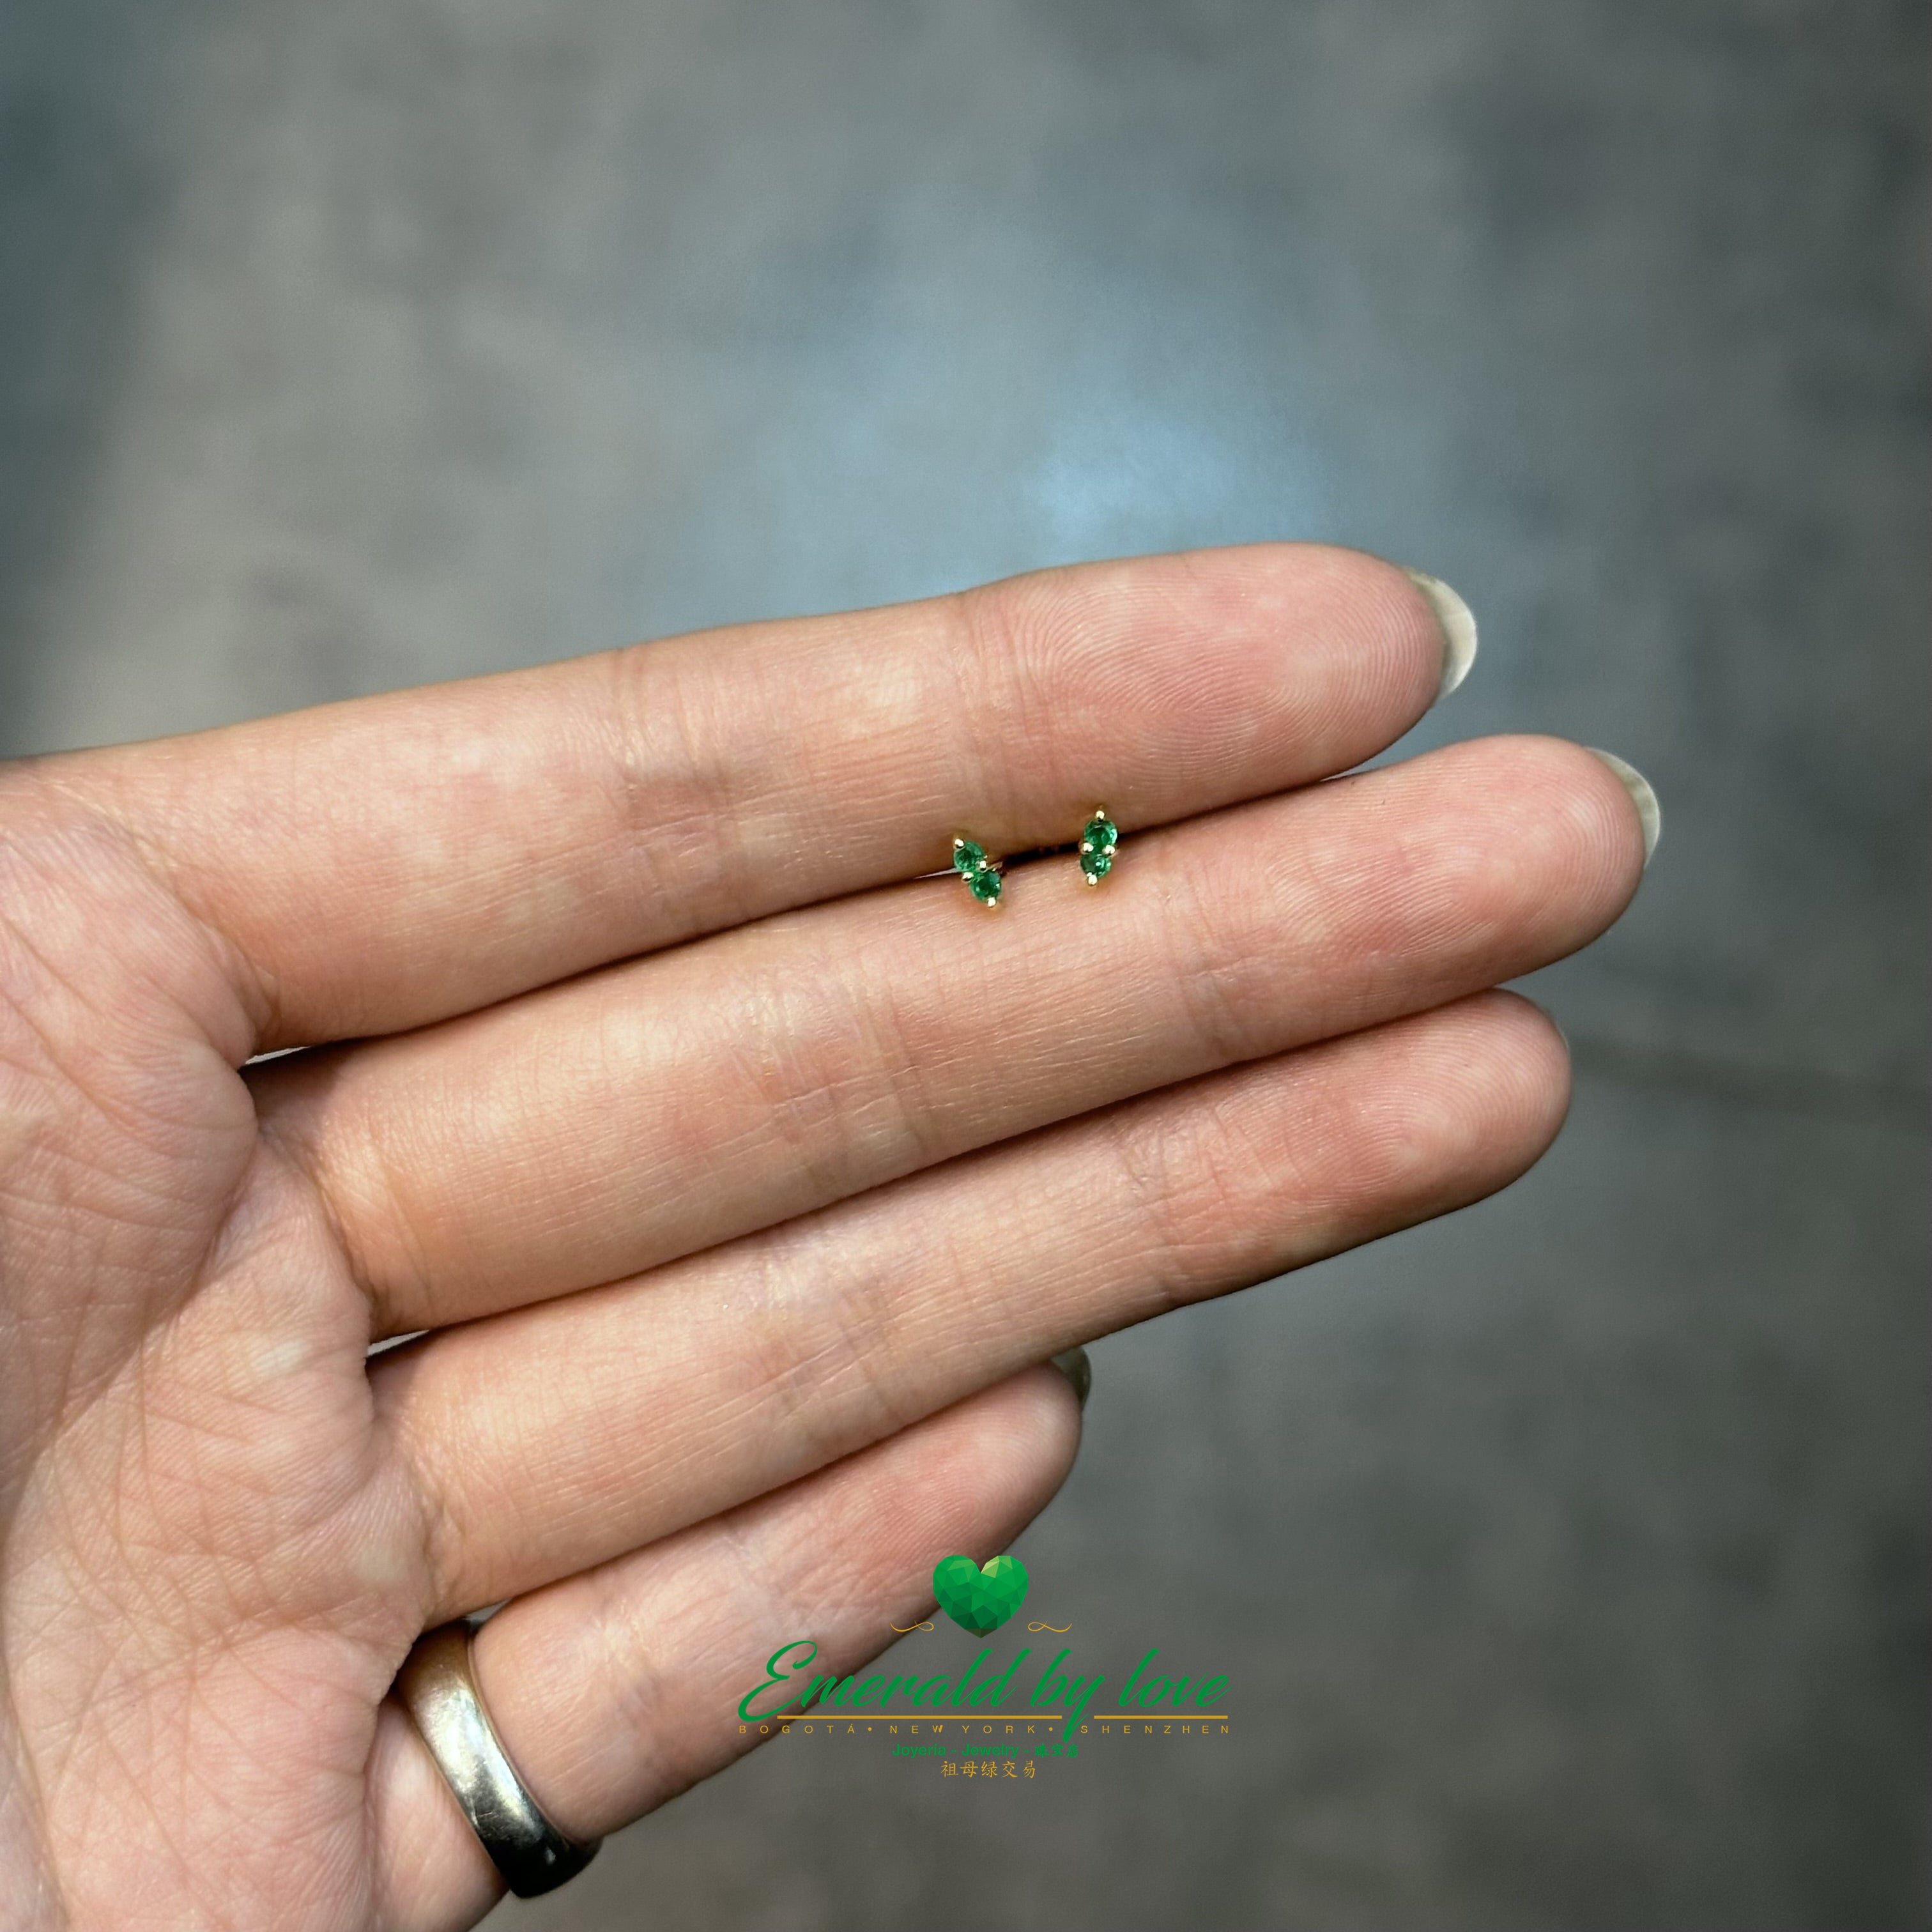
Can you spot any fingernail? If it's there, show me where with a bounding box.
[1584,749,1662,868]
[1049,1346,1091,1410]
[1400,566,1478,701]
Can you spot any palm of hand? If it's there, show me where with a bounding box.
[0,810,417,1925]
[0,549,1648,1930]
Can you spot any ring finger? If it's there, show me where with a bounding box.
[367,1367,1084,1932]
[374,988,1569,1621]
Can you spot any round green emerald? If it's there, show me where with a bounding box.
[1079,815,1119,881]
[953,839,988,878]
[967,865,1002,903]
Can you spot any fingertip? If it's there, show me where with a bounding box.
[986,1363,1085,1516]
[1460,986,1574,1160]
[1309,990,1577,1225]
[1398,565,1480,701]
[1584,748,1662,868]
[1432,733,1655,944]
[1556,737,1655,916]
[973,542,1455,813]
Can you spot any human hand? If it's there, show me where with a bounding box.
[0,545,1653,1929]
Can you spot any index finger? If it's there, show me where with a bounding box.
[9,544,1466,1048]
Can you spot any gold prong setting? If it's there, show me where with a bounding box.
[1077,807,1119,885]
[951,834,1004,906]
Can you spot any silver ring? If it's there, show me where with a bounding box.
[394,1621,602,1898]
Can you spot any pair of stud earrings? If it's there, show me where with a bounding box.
[949,808,1119,907]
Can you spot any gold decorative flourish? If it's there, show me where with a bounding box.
[889,1620,935,1634]
[1025,1621,1072,1633]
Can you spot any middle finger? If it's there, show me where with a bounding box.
[257,733,1641,1336]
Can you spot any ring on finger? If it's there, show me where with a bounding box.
[394,1621,601,1898]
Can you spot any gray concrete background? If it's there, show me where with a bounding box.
[3,2,1926,1926]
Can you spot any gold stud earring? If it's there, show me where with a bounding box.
[951,836,1004,907]
[1076,809,1119,885]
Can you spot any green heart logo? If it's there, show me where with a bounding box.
[931,1552,1029,1636]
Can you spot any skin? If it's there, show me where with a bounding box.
[0,544,1647,1929]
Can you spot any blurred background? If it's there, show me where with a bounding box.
[3,1,1926,1926]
